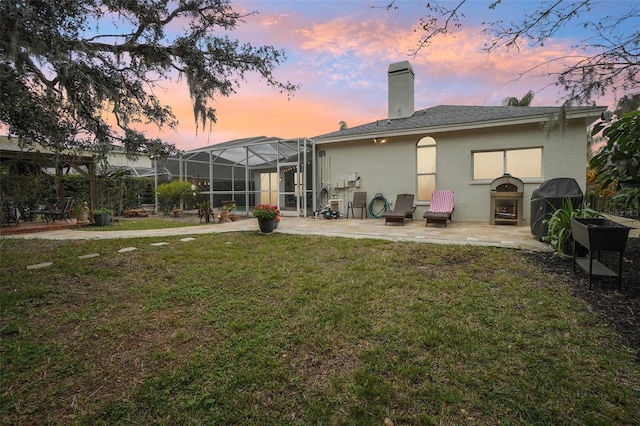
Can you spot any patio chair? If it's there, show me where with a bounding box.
[42,197,74,223]
[382,193,415,225]
[347,191,367,219]
[423,190,455,227]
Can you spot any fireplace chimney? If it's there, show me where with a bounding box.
[388,61,414,119]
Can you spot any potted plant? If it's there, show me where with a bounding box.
[227,203,239,221]
[253,204,280,233]
[71,202,89,223]
[93,207,113,227]
[542,199,598,258]
[219,205,230,222]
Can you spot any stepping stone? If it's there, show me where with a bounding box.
[180,237,196,242]
[26,262,53,270]
[118,247,137,253]
[78,253,100,259]
[150,242,169,246]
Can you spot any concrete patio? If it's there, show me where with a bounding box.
[5,216,555,251]
[5,214,637,252]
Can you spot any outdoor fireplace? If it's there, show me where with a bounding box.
[490,174,524,225]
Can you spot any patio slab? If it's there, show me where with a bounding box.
[7,216,554,251]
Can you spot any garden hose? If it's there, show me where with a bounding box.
[368,193,389,218]
[318,187,330,209]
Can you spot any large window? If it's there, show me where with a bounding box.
[417,137,436,201]
[259,172,278,205]
[473,148,542,180]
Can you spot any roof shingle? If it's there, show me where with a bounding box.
[313,105,604,141]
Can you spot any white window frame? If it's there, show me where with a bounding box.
[472,147,542,181]
[417,137,437,202]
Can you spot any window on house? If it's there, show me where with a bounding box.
[417,137,436,201]
[473,148,542,180]
[259,172,278,205]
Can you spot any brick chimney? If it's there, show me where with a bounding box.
[388,61,414,119]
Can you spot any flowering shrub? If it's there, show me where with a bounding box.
[71,202,89,214]
[253,204,280,220]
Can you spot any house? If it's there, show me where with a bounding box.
[32,59,597,221]
[313,61,606,224]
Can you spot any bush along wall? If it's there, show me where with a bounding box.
[96,173,155,216]
[0,160,56,212]
[0,162,155,217]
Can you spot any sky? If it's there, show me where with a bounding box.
[135,1,638,150]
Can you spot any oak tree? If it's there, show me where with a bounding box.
[389,0,639,108]
[0,0,298,161]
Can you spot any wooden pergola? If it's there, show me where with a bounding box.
[0,137,99,214]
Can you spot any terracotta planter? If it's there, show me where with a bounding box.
[258,217,276,233]
[220,210,229,222]
[75,211,88,223]
[229,214,239,222]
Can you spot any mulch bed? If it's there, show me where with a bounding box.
[523,237,640,361]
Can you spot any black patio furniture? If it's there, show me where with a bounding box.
[382,194,416,225]
[42,197,74,223]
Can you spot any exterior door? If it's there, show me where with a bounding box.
[279,162,300,216]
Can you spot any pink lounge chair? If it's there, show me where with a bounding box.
[423,190,454,227]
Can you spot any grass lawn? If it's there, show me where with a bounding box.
[1,232,639,424]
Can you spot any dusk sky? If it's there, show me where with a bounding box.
[141,1,637,150]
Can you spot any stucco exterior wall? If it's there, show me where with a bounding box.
[317,119,590,224]
[435,121,588,223]
[317,136,419,214]
[107,151,153,168]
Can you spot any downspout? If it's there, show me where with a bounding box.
[179,153,184,182]
[311,139,317,214]
[244,146,250,216]
[209,150,214,208]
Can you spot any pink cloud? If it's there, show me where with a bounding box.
[125,3,624,150]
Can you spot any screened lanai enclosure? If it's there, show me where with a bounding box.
[164,137,315,217]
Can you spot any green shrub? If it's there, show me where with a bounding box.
[93,207,113,215]
[591,110,640,189]
[155,181,197,213]
[543,199,598,257]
